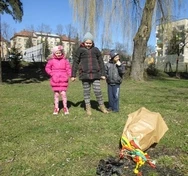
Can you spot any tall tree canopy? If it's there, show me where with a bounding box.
[0,0,23,21]
[69,0,184,81]
[0,0,23,84]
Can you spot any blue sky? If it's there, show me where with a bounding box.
[2,0,188,52]
[2,0,74,33]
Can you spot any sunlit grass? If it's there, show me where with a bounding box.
[0,77,187,175]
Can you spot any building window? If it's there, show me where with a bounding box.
[178,25,184,31]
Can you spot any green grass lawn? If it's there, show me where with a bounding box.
[0,77,187,176]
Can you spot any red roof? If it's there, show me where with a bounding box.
[11,30,36,39]
[61,35,76,42]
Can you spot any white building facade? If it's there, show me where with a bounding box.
[156,19,188,64]
[10,30,76,62]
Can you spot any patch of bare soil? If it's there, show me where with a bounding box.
[96,147,186,176]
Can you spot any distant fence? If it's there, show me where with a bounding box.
[153,55,187,72]
[23,43,43,62]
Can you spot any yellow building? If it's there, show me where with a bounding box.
[10,30,76,61]
[0,35,9,60]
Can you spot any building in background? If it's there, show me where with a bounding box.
[155,19,188,60]
[155,18,188,73]
[10,30,76,62]
[0,35,10,60]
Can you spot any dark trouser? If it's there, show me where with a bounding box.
[108,84,120,112]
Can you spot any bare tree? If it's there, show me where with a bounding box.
[37,23,52,34]
[115,42,126,53]
[37,24,52,44]
[65,24,77,38]
[65,24,78,58]
[1,22,13,58]
[1,22,13,40]
[69,0,184,81]
[36,24,52,61]
[25,25,35,32]
[56,24,64,36]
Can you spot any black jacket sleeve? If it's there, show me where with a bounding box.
[71,48,81,77]
[96,47,106,77]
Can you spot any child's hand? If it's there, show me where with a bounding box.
[116,60,121,66]
[71,77,76,82]
[101,76,106,80]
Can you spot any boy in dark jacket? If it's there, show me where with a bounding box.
[71,32,108,116]
[105,50,125,112]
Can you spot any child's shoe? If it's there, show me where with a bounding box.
[63,107,69,115]
[53,108,59,115]
[107,108,113,112]
[99,104,109,114]
[86,104,92,116]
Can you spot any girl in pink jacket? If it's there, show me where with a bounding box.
[45,45,71,115]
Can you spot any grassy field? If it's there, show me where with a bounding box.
[0,76,188,176]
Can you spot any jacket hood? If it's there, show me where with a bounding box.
[80,42,95,48]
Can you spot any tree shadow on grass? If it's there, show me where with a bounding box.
[3,68,49,84]
[2,62,49,84]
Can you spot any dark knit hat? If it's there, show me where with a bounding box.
[83,32,94,41]
[110,50,119,59]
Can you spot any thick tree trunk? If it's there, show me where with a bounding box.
[130,0,156,81]
[0,58,2,84]
[0,14,2,84]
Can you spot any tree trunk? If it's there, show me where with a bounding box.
[0,58,2,84]
[0,14,2,84]
[130,0,156,81]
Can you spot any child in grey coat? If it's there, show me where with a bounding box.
[105,50,125,112]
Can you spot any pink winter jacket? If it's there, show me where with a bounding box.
[45,56,72,91]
